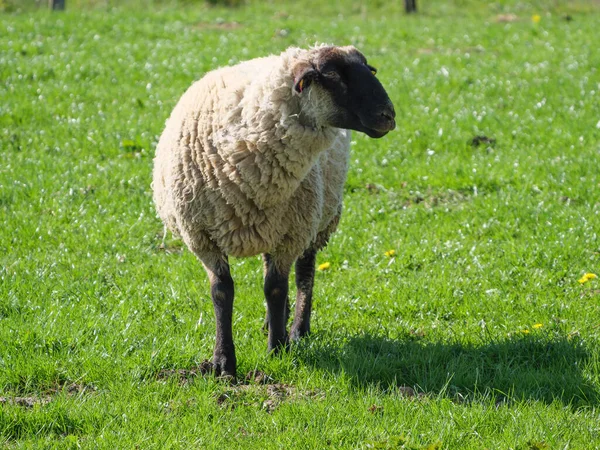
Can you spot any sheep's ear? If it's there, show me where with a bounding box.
[292,63,317,96]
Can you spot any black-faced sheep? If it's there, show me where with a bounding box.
[152,45,395,378]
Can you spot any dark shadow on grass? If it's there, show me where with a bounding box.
[295,331,598,407]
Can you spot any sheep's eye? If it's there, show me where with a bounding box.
[322,71,341,82]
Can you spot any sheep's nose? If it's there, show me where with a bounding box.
[380,105,396,131]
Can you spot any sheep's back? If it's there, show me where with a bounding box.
[152,65,251,240]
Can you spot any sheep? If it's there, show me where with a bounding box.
[152,45,395,378]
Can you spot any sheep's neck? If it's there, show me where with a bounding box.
[229,83,337,210]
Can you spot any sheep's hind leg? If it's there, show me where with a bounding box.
[263,254,291,353]
[290,248,316,342]
[202,253,236,378]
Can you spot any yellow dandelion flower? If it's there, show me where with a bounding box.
[521,329,530,334]
[578,273,597,284]
[532,14,541,23]
[385,249,396,258]
[533,323,543,329]
[317,262,331,271]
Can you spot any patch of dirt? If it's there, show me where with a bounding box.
[495,13,519,23]
[157,366,323,413]
[470,135,496,147]
[156,360,213,384]
[400,188,469,210]
[0,396,51,408]
[0,382,95,408]
[47,382,94,395]
[214,370,325,413]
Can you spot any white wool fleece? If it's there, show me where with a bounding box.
[152,46,351,262]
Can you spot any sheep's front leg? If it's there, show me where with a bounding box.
[263,254,291,353]
[202,254,236,378]
[290,248,316,341]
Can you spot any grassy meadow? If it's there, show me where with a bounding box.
[2,0,600,447]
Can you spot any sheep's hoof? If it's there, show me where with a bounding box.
[216,373,235,383]
[212,355,236,380]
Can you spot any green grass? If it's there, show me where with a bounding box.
[2,0,600,448]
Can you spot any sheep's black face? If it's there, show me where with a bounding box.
[294,46,396,138]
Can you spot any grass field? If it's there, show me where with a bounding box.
[2,0,600,448]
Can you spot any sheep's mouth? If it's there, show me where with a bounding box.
[357,108,396,139]
[360,117,396,139]
[333,108,396,138]
[363,127,390,138]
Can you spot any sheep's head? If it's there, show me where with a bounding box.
[292,45,396,138]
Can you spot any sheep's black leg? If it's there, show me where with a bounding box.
[262,303,289,333]
[262,287,289,334]
[202,254,236,378]
[263,254,291,353]
[262,254,290,334]
[290,248,316,342]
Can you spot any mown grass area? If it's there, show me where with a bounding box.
[2,0,600,448]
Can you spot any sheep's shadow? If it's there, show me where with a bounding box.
[295,331,598,406]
